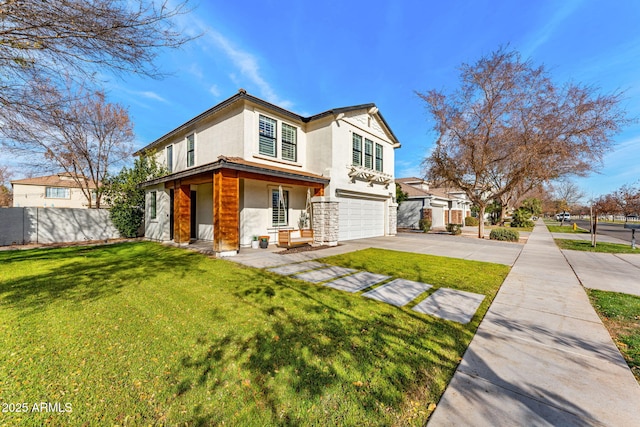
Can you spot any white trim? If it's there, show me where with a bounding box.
[335,188,391,201]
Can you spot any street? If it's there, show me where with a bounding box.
[572,219,637,244]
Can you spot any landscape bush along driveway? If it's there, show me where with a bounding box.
[0,242,509,426]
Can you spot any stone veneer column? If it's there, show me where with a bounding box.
[311,197,339,246]
[388,202,398,235]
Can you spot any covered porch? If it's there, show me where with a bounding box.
[143,156,330,256]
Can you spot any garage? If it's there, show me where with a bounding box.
[430,204,445,229]
[338,197,385,241]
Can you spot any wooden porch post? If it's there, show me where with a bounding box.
[174,182,191,243]
[213,169,240,254]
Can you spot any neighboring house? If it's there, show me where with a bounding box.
[11,173,97,208]
[137,89,400,256]
[396,177,472,230]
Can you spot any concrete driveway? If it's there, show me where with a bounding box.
[347,233,523,266]
[229,232,524,269]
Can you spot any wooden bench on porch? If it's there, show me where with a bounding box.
[278,229,314,248]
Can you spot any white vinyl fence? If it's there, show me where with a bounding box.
[0,207,120,246]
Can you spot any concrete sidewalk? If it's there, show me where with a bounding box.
[428,220,640,426]
[562,250,640,297]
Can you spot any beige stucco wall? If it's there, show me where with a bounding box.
[194,183,213,241]
[150,102,396,203]
[155,105,245,173]
[144,184,169,241]
[241,104,309,173]
[239,178,311,247]
[12,184,92,208]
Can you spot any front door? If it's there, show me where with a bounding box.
[190,190,197,239]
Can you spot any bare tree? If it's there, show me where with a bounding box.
[0,165,12,206]
[497,180,537,225]
[550,180,585,225]
[593,193,619,219]
[0,0,193,111]
[614,184,640,218]
[3,87,134,208]
[0,0,194,164]
[418,47,629,238]
[0,0,194,199]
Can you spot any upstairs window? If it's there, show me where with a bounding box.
[45,187,70,199]
[375,143,383,172]
[166,145,173,173]
[364,138,373,169]
[271,189,289,226]
[259,115,277,157]
[352,133,362,166]
[281,123,297,162]
[186,134,195,167]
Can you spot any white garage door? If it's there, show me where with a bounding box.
[431,205,445,229]
[338,198,385,241]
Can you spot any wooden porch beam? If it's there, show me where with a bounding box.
[213,169,240,254]
[174,183,191,243]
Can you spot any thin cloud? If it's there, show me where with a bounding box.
[205,30,293,109]
[209,84,221,98]
[188,63,204,80]
[136,91,168,103]
[170,10,294,109]
[522,0,583,57]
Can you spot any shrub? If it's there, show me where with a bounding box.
[418,218,432,233]
[510,207,534,228]
[490,228,520,242]
[446,223,462,235]
[464,216,479,226]
[103,153,167,238]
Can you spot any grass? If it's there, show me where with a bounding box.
[588,290,640,383]
[554,239,638,254]
[545,221,589,234]
[504,223,534,232]
[0,242,509,426]
[483,224,533,233]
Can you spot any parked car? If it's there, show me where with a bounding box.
[555,212,571,221]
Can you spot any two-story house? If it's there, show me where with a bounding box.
[12,173,98,208]
[396,177,472,230]
[137,90,400,256]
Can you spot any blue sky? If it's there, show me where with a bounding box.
[11,0,640,199]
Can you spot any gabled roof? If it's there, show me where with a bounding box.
[396,177,427,184]
[11,173,97,189]
[135,89,400,155]
[397,181,431,198]
[397,179,469,203]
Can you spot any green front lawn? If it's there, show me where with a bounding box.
[545,222,589,233]
[0,242,509,426]
[588,290,640,383]
[555,239,638,254]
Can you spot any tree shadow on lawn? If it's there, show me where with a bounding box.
[0,242,205,313]
[165,270,471,426]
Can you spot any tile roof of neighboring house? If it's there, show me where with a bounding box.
[11,173,97,189]
[135,89,401,156]
[428,187,455,200]
[397,181,431,198]
[396,177,427,184]
[141,156,331,188]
